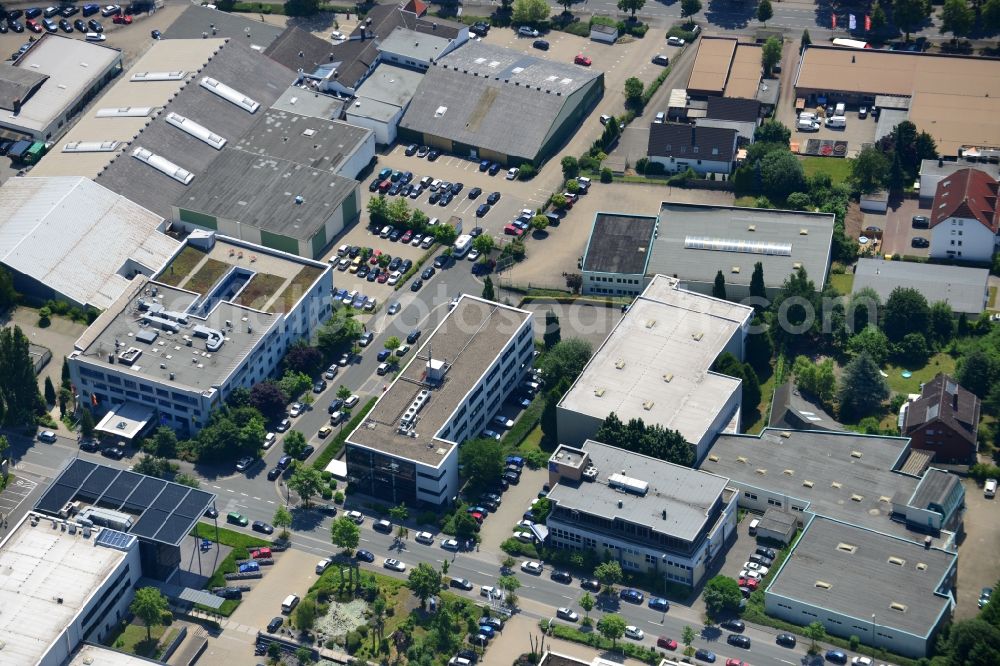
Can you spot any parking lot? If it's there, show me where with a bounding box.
[870,196,932,258]
[779,103,879,159]
[955,478,1000,620]
[324,224,431,305]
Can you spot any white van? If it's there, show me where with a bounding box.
[797,119,820,132]
[748,518,761,536]
[986,479,997,499]
[654,111,665,123]
[798,111,817,121]
[825,115,847,129]
[281,594,300,613]
[85,32,106,41]
[449,659,472,666]
[834,102,846,116]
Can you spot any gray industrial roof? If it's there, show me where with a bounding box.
[767,515,955,637]
[0,66,47,111]
[176,150,358,240]
[400,42,601,161]
[354,63,424,109]
[232,108,372,174]
[348,296,531,466]
[852,259,989,315]
[270,84,348,119]
[920,157,1000,182]
[163,4,283,47]
[95,39,295,219]
[705,429,920,537]
[908,468,960,512]
[769,381,845,432]
[547,440,731,543]
[647,202,835,289]
[582,213,658,274]
[266,27,380,90]
[378,28,451,62]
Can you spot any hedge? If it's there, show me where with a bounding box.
[540,620,660,664]
[499,396,544,450]
[313,397,378,470]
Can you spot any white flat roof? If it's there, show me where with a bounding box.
[0,177,179,310]
[0,34,121,136]
[68,644,155,666]
[560,275,753,445]
[0,516,130,665]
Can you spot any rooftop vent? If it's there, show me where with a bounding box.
[792,262,802,269]
[783,469,794,476]
[889,602,907,613]
[747,224,756,232]
[200,76,260,113]
[831,481,842,489]
[799,228,809,235]
[755,468,767,475]
[165,112,226,150]
[692,332,704,341]
[888,556,906,566]
[850,450,863,459]
[117,347,143,366]
[131,71,187,82]
[132,147,194,185]
[608,473,649,496]
[96,106,153,117]
[850,494,864,502]
[707,454,719,462]
[615,359,625,369]
[815,581,832,589]
[62,140,122,153]
[662,373,673,382]
[731,266,740,273]
[736,456,748,464]
[642,400,654,411]
[836,542,857,554]
[434,105,448,117]
[916,562,928,571]
[802,480,814,488]
[594,388,605,397]
[645,319,656,328]
[779,431,791,438]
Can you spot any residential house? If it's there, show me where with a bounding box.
[928,168,999,263]
[902,373,981,464]
[647,123,738,175]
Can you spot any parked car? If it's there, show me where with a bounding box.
[620,588,644,603]
[775,633,797,648]
[383,558,406,572]
[720,619,745,633]
[556,607,579,622]
[657,637,679,650]
[825,650,848,665]
[227,511,249,526]
[727,634,751,649]
[667,36,685,46]
[652,54,669,65]
[624,626,644,640]
[236,456,255,472]
[520,560,543,574]
[450,577,474,590]
[694,649,716,663]
[649,597,670,611]
[517,26,539,37]
[574,54,592,66]
[356,549,375,562]
[533,39,549,50]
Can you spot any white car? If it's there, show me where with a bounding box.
[383,558,406,572]
[556,607,579,622]
[410,233,423,247]
[467,249,480,262]
[493,415,515,429]
[851,658,873,666]
[316,558,332,574]
[289,403,304,417]
[739,569,762,581]
[415,531,434,545]
[517,519,534,529]
[344,394,360,408]
[387,270,402,285]
[346,510,364,524]
[330,30,345,40]
[521,560,543,574]
[516,531,535,543]
[743,562,770,576]
[481,429,501,441]
[441,538,461,551]
[506,167,519,180]
[263,432,277,449]
[481,585,503,599]
[667,36,685,46]
[624,626,644,640]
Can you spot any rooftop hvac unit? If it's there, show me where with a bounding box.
[608,473,649,496]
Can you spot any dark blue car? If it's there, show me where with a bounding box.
[619,588,644,604]
[356,549,375,562]
[488,162,501,176]
[824,651,847,665]
[648,597,669,611]
[479,159,491,171]
[377,349,391,362]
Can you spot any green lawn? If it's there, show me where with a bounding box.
[745,365,778,435]
[884,352,956,395]
[157,246,206,287]
[107,622,177,659]
[800,156,853,185]
[828,272,855,296]
[190,523,270,550]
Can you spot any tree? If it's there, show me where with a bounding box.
[408,563,443,609]
[595,412,693,466]
[175,473,200,488]
[596,614,626,647]
[433,224,459,246]
[0,326,44,426]
[712,270,727,300]
[746,317,773,374]
[580,592,595,620]
[316,309,362,357]
[748,261,766,306]
[753,120,790,146]
[273,505,293,539]
[331,515,361,553]
[293,596,317,632]
[799,29,811,53]
[770,267,819,346]
[249,381,288,422]
[498,574,521,607]
[284,342,323,377]
[452,511,479,541]
[531,215,549,234]
[759,150,806,199]
[897,332,929,366]
[539,339,593,386]
[624,77,644,107]
[681,625,696,658]
[680,0,701,20]
[473,234,496,257]
[283,430,308,460]
[793,356,837,404]
[870,1,888,30]
[284,0,319,16]
[288,464,324,507]
[985,0,1000,35]
[43,376,56,406]
[848,287,881,334]
[133,455,172,478]
[805,621,827,654]
[0,266,15,313]
[703,575,742,619]
[130,587,169,641]
[543,310,561,349]
[540,386,560,444]
[893,0,931,40]
[848,325,890,365]
[928,301,954,346]
[618,0,646,18]
[512,0,549,23]
[883,287,930,342]
[756,0,773,24]
[851,146,890,194]
[337,384,352,403]
[940,0,973,40]
[561,156,580,180]
[761,37,782,77]
[460,438,505,491]
[594,561,623,593]
[839,353,889,418]
[482,276,495,301]
[0,435,10,466]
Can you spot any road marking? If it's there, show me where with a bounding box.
[266,500,275,504]
[240,492,248,496]
[253,497,262,501]
[212,485,221,489]
[225,488,234,493]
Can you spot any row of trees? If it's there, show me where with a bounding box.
[852,121,939,195]
[367,195,460,248]
[593,413,694,467]
[539,339,595,444]
[0,326,45,427]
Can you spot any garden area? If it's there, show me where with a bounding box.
[106,621,179,660]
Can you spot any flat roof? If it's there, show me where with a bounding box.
[175,149,358,240]
[647,202,835,289]
[920,157,1000,182]
[32,38,226,179]
[163,4,284,48]
[0,66,47,110]
[379,28,452,62]
[68,644,158,666]
[0,176,179,310]
[582,213,658,274]
[0,34,121,136]
[795,46,1000,154]
[767,515,955,637]
[688,37,737,95]
[547,440,730,543]
[852,258,989,315]
[348,295,531,466]
[35,458,215,546]
[0,515,132,666]
[560,275,752,446]
[724,44,762,100]
[271,84,349,119]
[94,39,296,220]
[354,63,425,109]
[704,429,922,538]
[232,108,372,174]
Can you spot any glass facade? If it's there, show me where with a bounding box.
[346,445,418,506]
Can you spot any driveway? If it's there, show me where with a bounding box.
[878,197,931,258]
[477,466,548,557]
[955,477,1000,620]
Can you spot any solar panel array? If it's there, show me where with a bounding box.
[35,459,215,546]
[95,528,137,552]
[684,236,793,256]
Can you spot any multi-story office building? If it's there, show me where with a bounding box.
[545,440,738,587]
[68,230,332,437]
[346,295,533,508]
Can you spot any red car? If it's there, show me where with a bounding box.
[470,511,484,523]
[250,547,272,559]
[369,250,382,264]
[657,637,678,650]
[400,230,413,244]
[725,659,747,666]
[574,54,592,66]
[739,576,759,589]
[112,14,132,24]
[377,272,389,283]
[26,19,42,32]
[504,223,524,236]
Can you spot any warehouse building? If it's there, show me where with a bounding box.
[852,259,989,316]
[580,213,658,297]
[398,42,604,167]
[558,275,753,463]
[545,440,737,587]
[68,231,332,436]
[346,296,533,508]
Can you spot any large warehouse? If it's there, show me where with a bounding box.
[398,42,604,167]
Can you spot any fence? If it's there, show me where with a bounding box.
[160,625,187,663]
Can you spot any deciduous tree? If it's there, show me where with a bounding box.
[618,0,646,18]
[703,575,742,619]
[544,310,561,349]
[408,563,443,609]
[130,587,169,641]
[756,0,773,25]
[331,516,361,552]
[512,0,549,23]
[851,146,890,194]
[753,120,790,146]
[283,430,308,460]
[940,0,973,40]
[847,325,890,365]
[249,381,288,421]
[883,287,930,342]
[761,37,782,76]
[596,614,626,646]
[893,0,932,41]
[288,464,324,507]
[460,438,505,491]
[680,0,700,20]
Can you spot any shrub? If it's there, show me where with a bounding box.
[517,164,536,180]
[600,168,613,183]
[627,22,648,37]
[345,631,361,654]
[321,488,333,500]
[334,490,345,504]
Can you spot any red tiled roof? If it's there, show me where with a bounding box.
[402,0,428,16]
[930,168,1000,232]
